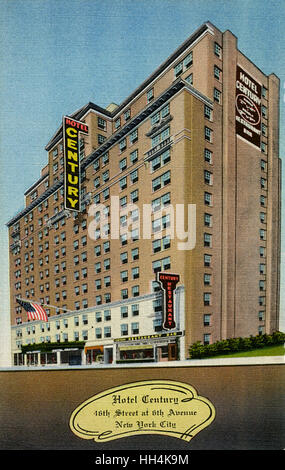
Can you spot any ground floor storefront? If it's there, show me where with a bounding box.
[13,331,184,366]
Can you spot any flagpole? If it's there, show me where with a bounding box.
[16,296,73,314]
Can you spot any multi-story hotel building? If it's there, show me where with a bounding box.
[7,22,281,366]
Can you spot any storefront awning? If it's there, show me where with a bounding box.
[84,345,103,353]
[119,344,154,351]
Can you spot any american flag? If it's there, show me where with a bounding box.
[16,298,48,322]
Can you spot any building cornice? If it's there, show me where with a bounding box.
[44,22,213,152]
[6,79,212,227]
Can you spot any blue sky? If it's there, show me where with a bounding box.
[0,0,284,366]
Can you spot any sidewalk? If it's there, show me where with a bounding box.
[0,355,284,371]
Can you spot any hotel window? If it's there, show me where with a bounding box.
[104,275,111,287]
[204,192,212,206]
[204,213,212,227]
[205,127,212,142]
[214,88,221,103]
[204,274,212,286]
[204,170,213,185]
[132,304,139,316]
[259,246,265,258]
[75,301,80,311]
[94,159,100,172]
[102,152,109,166]
[151,111,160,126]
[95,328,102,339]
[258,311,265,321]
[204,105,213,120]
[131,228,139,241]
[96,311,102,323]
[124,109,131,121]
[121,233,128,246]
[105,293,111,304]
[151,127,170,148]
[95,262,101,273]
[120,195,127,208]
[260,212,266,223]
[260,159,267,172]
[262,123,267,137]
[82,283,88,294]
[185,74,193,85]
[119,158,127,171]
[261,142,267,154]
[174,61,183,77]
[152,170,171,192]
[214,65,221,80]
[204,334,211,345]
[132,267,139,279]
[115,117,121,129]
[94,176,100,188]
[260,178,267,189]
[214,42,222,58]
[104,258,110,270]
[104,310,111,321]
[204,293,211,306]
[104,327,111,338]
[121,324,128,336]
[93,194,100,205]
[130,129,138,144]
[152,256,171,273]
[119,138,127,152]
[121,270,128,283]
[130,169,138,184]
[259,280,265,291]
[98,134,106,145]
[52,148,58,159]
[258,326,265,335]
[152,192,171,212]
[262,86,267,99]
[130,189,139,203]
[147,88,154,102]
[131,322,139,335]
[204,254,212,267]
[98,117,106,130]
[131,248,139,261]
[262,105,267,118]
[259,296,265,306]
[96,295,102,306]
[121,288,128,300]
[95,245,101,257]
[120,176,127,191]
[151,149,170,172]
[204,233,212,247]
[259,263,266,275]
[102,170,109,183]
[203,314,211,326]
[260,229,266,240]
[103,241,110,253]
[75,286,80,296]
[121,306,128,318]
[95,279,101,290]
[130,149,138,164]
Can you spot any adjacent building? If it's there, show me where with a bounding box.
[7,22,281,366]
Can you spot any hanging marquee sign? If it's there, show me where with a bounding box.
[235,65,262,148]
[63,116,89,212]
[157,272,180,330]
